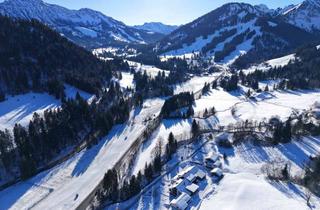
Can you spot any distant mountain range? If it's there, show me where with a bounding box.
[134,22,178,35]
[0,0,165,49]
[155,0,320,65]
[0,0,319,65]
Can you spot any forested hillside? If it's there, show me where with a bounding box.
[0,16,129,98]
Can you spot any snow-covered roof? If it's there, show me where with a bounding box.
[186,173,197,183]
[186,183,199,194]
[173,166,196,181]
[185,166,206,182]
[170,192,191,210]
[171,178,184,189]
[205,153,220,162]
[196,170,206,180]
[211,168,223,177]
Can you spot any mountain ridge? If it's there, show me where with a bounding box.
[0,0,164,49]
[155,1,319,66]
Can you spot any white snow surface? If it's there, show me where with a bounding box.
[0,93,61,131]
[199,172,313,210]
[243,53,296,74]
[119,72,135,89]
[194,88,320,125]
[0,85,93,131]
[132,119,192,175]
[174,72,221,95]
[126,60,170,78]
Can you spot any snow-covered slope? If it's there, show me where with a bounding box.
[0,85,94,131]
[134,22,178,35]
[200,172,316,210]
[0,0,163,48]
[0,98,164,210]
[242,53,296,74]
[156,2,317,65]
[282,0,320,32]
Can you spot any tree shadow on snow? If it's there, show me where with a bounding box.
[237,142,270,163]
[0,162,57,209]
[163,118,192,130]
[268,180,306,200]
[276,142,310,169]
[0,94,60,123]
[71,124,126,177]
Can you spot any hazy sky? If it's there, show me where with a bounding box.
[3,0,304,25]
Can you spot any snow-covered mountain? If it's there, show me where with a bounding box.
[155,2,318,66]
[281,0,320,32]
[134,22,178,35]
[0,0,164,49]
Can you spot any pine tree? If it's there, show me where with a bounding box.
[211,107,216,115]
[192,120,200,138]
[166,132,177,159]
[153,140,162,173]
[0,90,5,102]
[144,163,153,182]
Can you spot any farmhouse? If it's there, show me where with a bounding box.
[170,192,191,210]
[186,183,199,195]
[211,168,223,178]
[205,153,220,168]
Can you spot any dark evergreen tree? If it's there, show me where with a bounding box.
[192,120,200,138]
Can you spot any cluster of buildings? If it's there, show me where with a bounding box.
[169,152,224,210]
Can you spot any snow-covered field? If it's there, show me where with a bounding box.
[0,85,93,131]
[174,72,221,95]
[199,173,314,210]
[119,72,135,89]
[193,88,320,125]
[0,98,164,210]
[126,60,170,78]
[0,93,61,131]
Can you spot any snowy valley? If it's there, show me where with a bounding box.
[0,0,320,210]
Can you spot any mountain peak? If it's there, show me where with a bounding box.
[134,22,178,35]
[282,0,320,32]
[0,0,165,48]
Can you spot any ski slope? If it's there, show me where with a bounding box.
[0,98,164,210]
[162,19,261,64]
